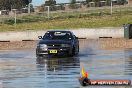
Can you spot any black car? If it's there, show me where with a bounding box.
[36,30,79,57]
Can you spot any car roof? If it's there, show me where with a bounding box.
[47,30,72,33]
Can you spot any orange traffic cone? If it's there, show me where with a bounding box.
[79,67,91,86]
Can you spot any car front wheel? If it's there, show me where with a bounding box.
[69,47,75,57]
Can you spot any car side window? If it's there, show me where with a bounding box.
[43,33,53,40]
[65,33,72,40]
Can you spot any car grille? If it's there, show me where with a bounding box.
[47,44,61,47]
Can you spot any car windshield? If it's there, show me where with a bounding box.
[43,31,72,40]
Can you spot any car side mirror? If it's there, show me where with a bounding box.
[74,35,78,39]
[75,37,78,39]
[38,36,43,39]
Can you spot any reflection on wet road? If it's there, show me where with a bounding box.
[0,40,132,88]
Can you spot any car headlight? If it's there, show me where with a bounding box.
[61,44,70,47]
[39,44,47,48]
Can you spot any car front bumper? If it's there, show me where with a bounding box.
[36,47,71,56]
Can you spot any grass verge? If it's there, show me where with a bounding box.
[0,8,132,32]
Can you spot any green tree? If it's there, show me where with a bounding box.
[70,0,76,4]
[118,0,127,5]
[0,0,10,10]
[69,0,77,9]
[0,0,30,10]
[86,0,92,3]
[45,0,56,6]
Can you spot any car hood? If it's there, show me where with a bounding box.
[39,40,72,44]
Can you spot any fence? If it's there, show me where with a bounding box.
[0,5,131,26]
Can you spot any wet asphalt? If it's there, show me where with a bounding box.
[0,40,132,88]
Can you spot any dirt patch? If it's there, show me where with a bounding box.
[0,41,38,50]
[0,39,132,50]
[99,38,132,50]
